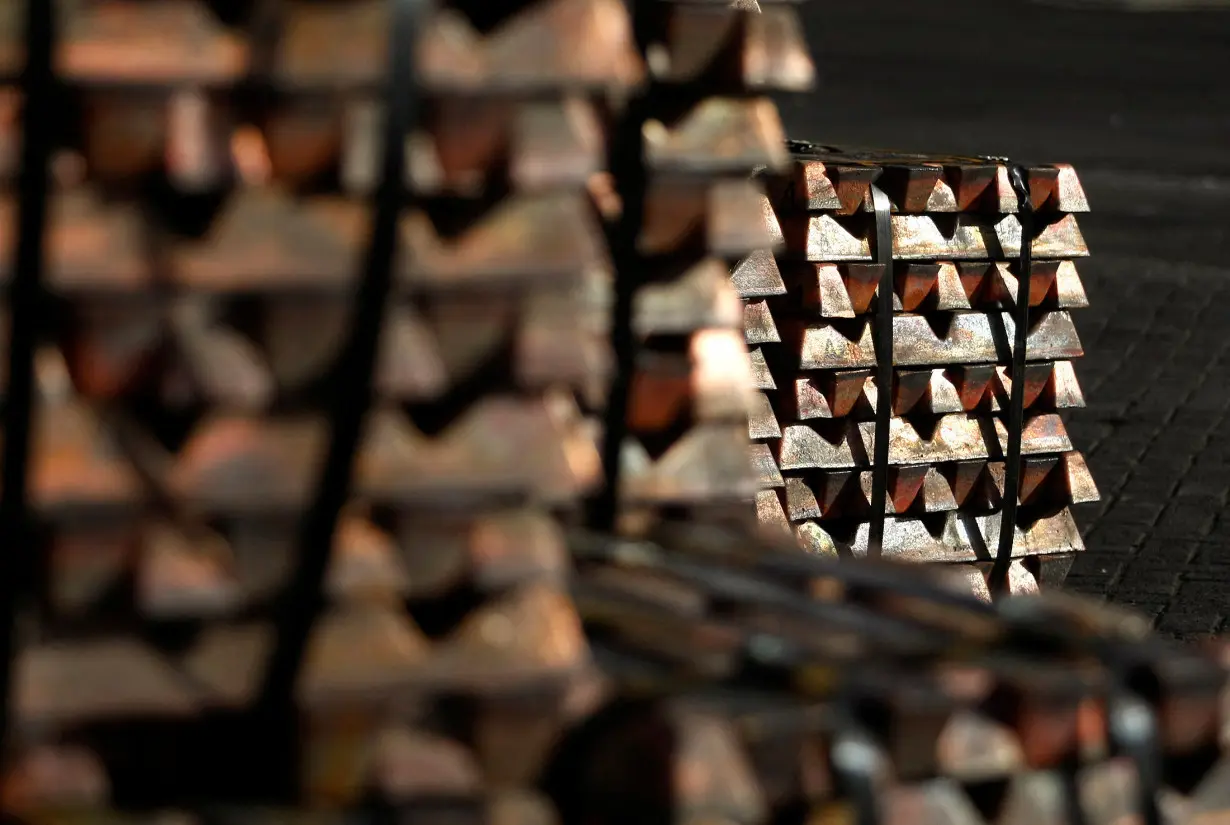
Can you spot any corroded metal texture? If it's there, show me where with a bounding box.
[607,0,815,535]
[738,147,1099,581]
[560,526,1230,825]
[0,0,636,814]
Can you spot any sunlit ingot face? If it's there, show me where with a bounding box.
[692,328,753,396]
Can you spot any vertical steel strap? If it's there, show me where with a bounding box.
[590,2,651,533]
[0,0,56,753]
[988,166,1035,594]
[257,0,423,710]
[866,185,894,560]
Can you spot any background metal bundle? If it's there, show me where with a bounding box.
[737,146,1101,598]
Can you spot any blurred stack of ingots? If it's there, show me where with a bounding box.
[0,0,646,811]
[0,2,1226,825]
[737,145,1102,597]
[599,0,813,535]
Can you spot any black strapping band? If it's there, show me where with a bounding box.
[866,185,894,560]
[830,695,885,825]
[988,166,1035,594]
[256,0,423,710]
[1110,688,1163,825]
[589,98,650,532]
[0,0,57,753]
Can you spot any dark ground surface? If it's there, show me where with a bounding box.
[780,0,1230,635]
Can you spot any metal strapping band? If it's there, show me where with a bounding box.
[257,0,424,709]
[0,0,57,752]
[866,185,894,560]
[989,165,1035,593]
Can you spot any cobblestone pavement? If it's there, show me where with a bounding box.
[783,0,1230,635]
[1065,256,1230,637]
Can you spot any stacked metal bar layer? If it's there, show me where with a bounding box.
[0,0,645,812]
[736,145,1101,593]
[607,0,814,535]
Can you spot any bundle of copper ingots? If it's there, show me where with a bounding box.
[0,0,645,814]
[608,0,814,534]
[561,524,1230,825]
[737,145,1101,594]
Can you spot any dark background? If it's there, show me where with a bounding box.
[781,0,1230,635]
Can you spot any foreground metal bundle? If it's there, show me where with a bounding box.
[0,0,638,813]
[559,524,1230,825]
[737,145,1100,593]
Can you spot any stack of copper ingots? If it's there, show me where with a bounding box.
[738,145,1101,594]
[608,0,814,535]
[0,0,641,813]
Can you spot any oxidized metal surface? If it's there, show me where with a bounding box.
[779,451,1100,521]
[784,211,1090,262]
[784,310,1084,370]
[739,144,1099,577]
[777,143,1092,214]
[610,0,814,531]
[778,260,1090,317]
[0,0,636,814]
[781,361,1086,421]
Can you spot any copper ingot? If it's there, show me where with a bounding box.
[15,638,202,729]
[430,582,589,689]
[622,424,757,504]
[748,390,780,440]
[298,603,431,708]
[137,520,242,619]
[0,191,151,292]
[636,258,745,336]
[171,191,366,291]
[392,509,568,599]
[785,259,1088,318]
[640,177,772,258]
[401,192,608,289]
[358,729,482,805]
[327,516,411,603]
[658,4,814,91]
[356,397,601,506]
[750,441,784,488]
[46,525,136,618]
[168,415,325,513]
[731,247,787,299]
[744,297,780,344]
[24,398,145,516]
[0,744,110,815]
[645,97,788,174]
[170,301,276,412]
[629,330,754,433]
[59,0,248,85]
